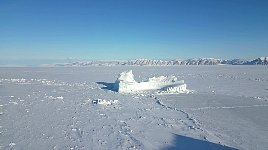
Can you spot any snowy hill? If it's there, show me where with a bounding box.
[244,57,268,65]
[126,57,268,65]
[128,58,224,66]
[54,57,268,66]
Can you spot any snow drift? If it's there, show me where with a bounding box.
[114,70,189,94]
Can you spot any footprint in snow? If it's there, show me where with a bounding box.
[71,128,83,140]
[9,102,18,105]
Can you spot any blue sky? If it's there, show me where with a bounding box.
[0,0,268,62]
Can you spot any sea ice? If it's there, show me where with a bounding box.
[114,70,189,94]
[1,66,267,150]
[92,99,119,106]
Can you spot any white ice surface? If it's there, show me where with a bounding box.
[0,66,267,150]
[114,70,188,94]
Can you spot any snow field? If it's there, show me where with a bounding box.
[0,66,267,150]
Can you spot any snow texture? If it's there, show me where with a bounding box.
[0,66,268,150]
[114,70,188,94]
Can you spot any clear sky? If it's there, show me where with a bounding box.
[0,0,268,62]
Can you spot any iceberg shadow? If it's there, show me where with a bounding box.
[96,82,117,92]
[162,134,237,150]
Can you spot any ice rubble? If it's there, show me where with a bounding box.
[92,99,119,106]
[114,70,189,94]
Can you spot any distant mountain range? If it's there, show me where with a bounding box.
[55,57,268,66]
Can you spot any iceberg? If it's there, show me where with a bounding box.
[114,70,189,94]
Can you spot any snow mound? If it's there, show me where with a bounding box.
[114,70,189,94]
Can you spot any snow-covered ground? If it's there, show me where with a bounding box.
[0,66,267,150]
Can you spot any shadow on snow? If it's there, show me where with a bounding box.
[96,82,117,92]
[162,134,237,150]
[97,83,238,150]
